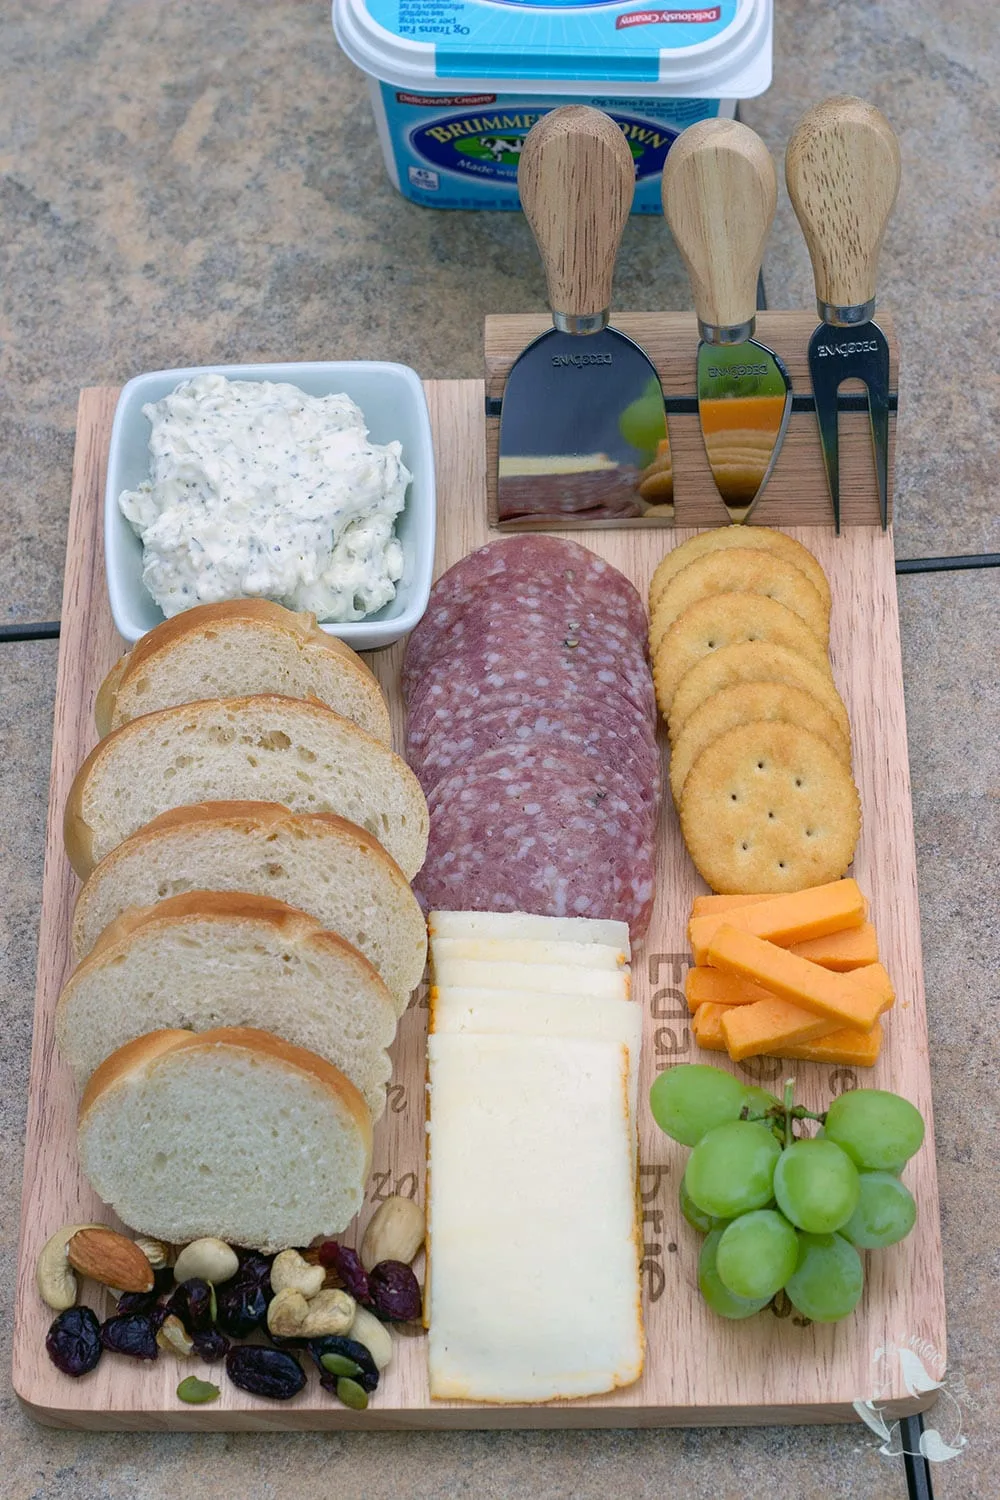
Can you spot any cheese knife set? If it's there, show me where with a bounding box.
[498,96,900,533]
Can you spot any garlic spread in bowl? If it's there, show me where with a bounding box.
[118,373,411,622]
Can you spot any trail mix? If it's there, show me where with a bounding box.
[40,1197,424,1408]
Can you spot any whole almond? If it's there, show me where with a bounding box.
[67,1227,155,1293]
[360,1195,426,1272]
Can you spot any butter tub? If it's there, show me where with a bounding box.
[333,0,772,211]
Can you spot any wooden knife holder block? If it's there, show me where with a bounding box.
[484,310,898,530]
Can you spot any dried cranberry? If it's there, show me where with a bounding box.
[100,1312,159,1360]
[226,1345,306,1401]
[309,1335,379,1394]
[216,1277,270,1338]
[46,1306,102,1377]
[166,1278,215,1334]
[191,1328,231,1363]
[317,1242,370,1304]
[235,1250,273,1289]
[115,1290,158,1317]
[368,1260,422,1322]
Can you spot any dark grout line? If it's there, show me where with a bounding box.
[896,552,999,574]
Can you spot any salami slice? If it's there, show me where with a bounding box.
[414,744,655,935]
[411,699,660,803]
[403,536,648,691]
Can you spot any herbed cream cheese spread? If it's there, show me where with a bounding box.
[119,373,410,621]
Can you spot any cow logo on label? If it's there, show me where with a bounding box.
[410,110,678,184]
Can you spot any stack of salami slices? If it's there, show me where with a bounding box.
[402,537,661,937]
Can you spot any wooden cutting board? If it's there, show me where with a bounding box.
[12,375,945,1430]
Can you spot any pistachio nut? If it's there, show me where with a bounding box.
[270,1248,325,1299]
[173,1237,239,1286]
[348,1302,394,1370]
[360,1195,426,1272]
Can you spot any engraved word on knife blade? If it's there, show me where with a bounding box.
[705,360,769,379]
[550,352,614,367]
[815,339,881,357]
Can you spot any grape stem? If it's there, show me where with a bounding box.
[783,1078,796,1148]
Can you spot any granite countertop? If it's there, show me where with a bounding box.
[1,1,997,1496]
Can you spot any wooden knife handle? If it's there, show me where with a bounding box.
[518,106,634,322]
[660,118,776,331]
[785,96,901,312]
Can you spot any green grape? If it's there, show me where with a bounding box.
[740,1084,781,1120]
[684,1120,781,1219]
[773,1137,860,1233]
[649,1064,749,1147]
[618,377,667,464]
[824,1089,925,1173]
[679,1176,730,1234]
[785,1232,864,1322]
[715,1210,799,1301]
[840,1171,917,1249]
[697,1230,772,1320]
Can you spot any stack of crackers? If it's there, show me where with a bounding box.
[648,526,860,894]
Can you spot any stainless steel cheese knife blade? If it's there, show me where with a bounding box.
[786,96,901,532]
[661,118,791,525]
[498,106,673,528]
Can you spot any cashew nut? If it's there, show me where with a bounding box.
[348,1302,393,1370]
[267,1287,312,1337]
[360,1195,426,1271]
[36,1224,100,1311]
[173,1237,239,1285]
[270,1248,325,1299]
[301,1289,355,1337]
[156,1314,194,1358]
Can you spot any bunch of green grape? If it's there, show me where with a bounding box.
[649,1064,924,1323]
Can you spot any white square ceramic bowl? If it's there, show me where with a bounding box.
[104,360,436,649]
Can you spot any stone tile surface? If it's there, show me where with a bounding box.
[0,1,997,617]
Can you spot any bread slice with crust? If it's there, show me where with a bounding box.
[63,694,429,881]
[95,599,392,745]
[71,802,427,1014]
[56,891,397,1116]
[77,1026,373,1253]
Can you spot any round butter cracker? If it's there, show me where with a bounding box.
[678,721,861,894]
[648,526,831,617]
[668,640,850,746]
[650,547,829,657]
[653,593,832,718]
[668,680,851,805]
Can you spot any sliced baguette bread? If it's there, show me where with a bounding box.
[56,891,397,1116]
[78,1027,373,1253]
[95,600,392,744]
[71,802,427,1012]
[64,694,429,881]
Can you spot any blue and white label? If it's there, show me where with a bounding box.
[381,89,725,210]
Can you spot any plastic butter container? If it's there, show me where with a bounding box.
[333,0,771,211]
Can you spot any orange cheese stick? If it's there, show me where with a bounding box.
[721,997,841,1061]
[789,922,879,971]
[691,1002,731,1052]
[777,1021,883,1068]
[685,967,774,1012]
[706,926,891,1032]
[690,893,775,916]
[688,879,867,965]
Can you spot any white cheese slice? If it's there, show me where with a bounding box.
[428,910,631,957]
[430,936,627,971]
[431,986,642,1145]
[431,957,629,1002]
[426,1032,643,1403]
